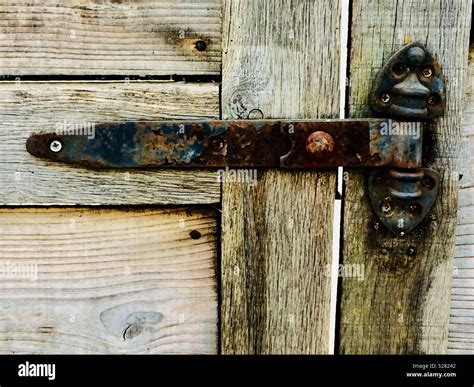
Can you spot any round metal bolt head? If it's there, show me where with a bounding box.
[49,139,62,153]
[306,131,335,159]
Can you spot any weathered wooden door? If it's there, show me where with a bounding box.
[0,0,471,354]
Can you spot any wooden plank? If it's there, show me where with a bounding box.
[220,0,340,354]
[338,0,472,354]
[0,207,217,354]
[0,0,221,76]
[449,43,474,354]
[0,81,220,205]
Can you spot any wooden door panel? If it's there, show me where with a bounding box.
[0,0,221,76]
[0,0,471,355]
[0,0,222,355]
[0,208,217,354]
[449,44,474,354]
[0,81,220,205]
[220,0,340,354]
[339,0,471,354]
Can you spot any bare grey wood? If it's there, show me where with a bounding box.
[449,44,474,354]
[221,0,340,354]
[0,0,220,76]
[339,0,472,354]
[0,207,217,354]
[0,81,220,205]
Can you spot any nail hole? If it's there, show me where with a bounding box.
[422,176,435,190]
[409,202,422,215]
[428,93,440,106]
[195,40,207,51]
[189,230,201,239]
[392,63,408,76]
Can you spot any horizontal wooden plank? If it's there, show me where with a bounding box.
[0,0,221,76]
[0,207,217,354]
[0,81,220,205]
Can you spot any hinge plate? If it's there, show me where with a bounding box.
[26,119,422,169]
[368,168,440,235]
[24,42,445,236]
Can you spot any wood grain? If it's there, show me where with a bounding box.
[0,207,217,354]
[448,44,474,354]
[0,0,221,76]
[0,81,220,205]
[338,0,472,354]
[221,0,340,354]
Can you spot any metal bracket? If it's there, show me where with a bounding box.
[25,42,444,236]
[367,42,444,235]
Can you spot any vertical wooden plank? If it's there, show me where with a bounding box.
[221,0,340,353]
[449,43,474,354]
[339,0,471,354]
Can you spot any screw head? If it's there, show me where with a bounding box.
[421,67,433,78]
[381,201,392,214]
[49,139,62,153]
[381,93,391,103]
[306,131,335,159]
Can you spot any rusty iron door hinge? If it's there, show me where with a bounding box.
[26,42,445,236]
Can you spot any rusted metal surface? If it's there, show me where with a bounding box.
[368,168,440,235]
[370,42,445,119]
[24,42,445,236]
[366,42,445,235]
[26,119,423,169]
